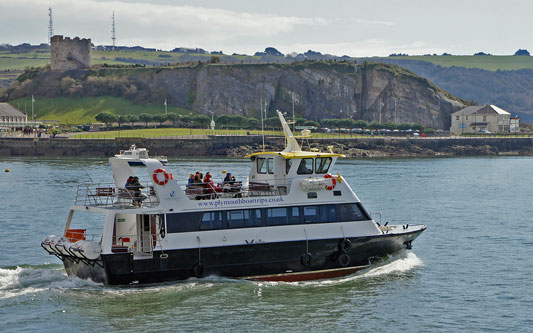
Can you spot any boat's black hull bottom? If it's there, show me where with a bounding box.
[63,228,424,285]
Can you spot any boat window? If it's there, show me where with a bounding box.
[320,204,337,222]
[227,210,245,228]
[297,158,314,175]
[288,207,301,224]
[124,151,132,155]
[303,206,320,223]
[337,203,369,221]
[166,212,202,233]
[245,209,262,227]
[257,158,274,174]
[266,207,288,225]
[286,159,292,175]
[315,157,332,174]
[200,211,224,230]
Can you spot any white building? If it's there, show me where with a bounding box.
[450,105,514,134]
[0,103,28,129]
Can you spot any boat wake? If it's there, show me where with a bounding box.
[254,250,423,287]
[0,264,102,300]
[1,252,422,299]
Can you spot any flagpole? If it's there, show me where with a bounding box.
[164,99,167,115]
[260,97,265,152]
[31,95,34,122]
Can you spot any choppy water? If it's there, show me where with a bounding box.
[1,156,532,332]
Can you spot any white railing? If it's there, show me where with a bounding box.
[74,183,160,208]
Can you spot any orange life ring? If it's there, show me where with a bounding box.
[324,173,336,191]
[153,168,169,186]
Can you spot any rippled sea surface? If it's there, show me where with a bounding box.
[1,156,532,332]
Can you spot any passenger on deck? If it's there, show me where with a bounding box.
[194,174,202,184]
[223,173,235,184]
[125,176,133,188]
[128,176,146,206]
[203,172,214,185]
[187,174,195,185]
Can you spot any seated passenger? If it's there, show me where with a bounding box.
[223,173,235,184]
[187,174,194,185]
[203,172,214,185]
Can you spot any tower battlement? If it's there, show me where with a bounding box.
[50,35,91,70]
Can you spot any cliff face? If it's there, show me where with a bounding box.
[10,62,465,129]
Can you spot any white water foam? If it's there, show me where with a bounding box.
[255,251,423,288]
[0,265,102,300]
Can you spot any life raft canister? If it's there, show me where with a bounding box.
[324,173,337,191]
[152,168,169,186]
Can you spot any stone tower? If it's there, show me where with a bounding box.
[50,35,91,70]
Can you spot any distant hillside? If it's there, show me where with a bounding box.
[4,61,465,129]
[370,58,533,122]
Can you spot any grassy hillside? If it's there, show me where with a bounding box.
[8,96,193,124]
[374,55,533,71]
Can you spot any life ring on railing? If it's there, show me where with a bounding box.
[324,173,336,191]
[152,168,169,186]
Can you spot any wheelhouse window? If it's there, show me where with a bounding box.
[315,157,332,174]
[297,158,314,175]
[286,159,292,175]
[258,157,274,174]
[200,211,223,230]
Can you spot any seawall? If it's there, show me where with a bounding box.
[1,136,533,158]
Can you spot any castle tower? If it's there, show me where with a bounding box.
[50,35,91,70]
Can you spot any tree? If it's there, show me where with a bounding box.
[139,113,153,127]
[247,117,259,129]
[514,49,530,56]
[180,115,192,127]
[210,56,221,63]
[153,113,167,126]
[117,115,128,127]
[192,114,210,128]
[303,120,320,128]
[166,113,180,126]
[127,114,139,127]
[264,47,283,57]
[95,112,117,127]
[216,115,232,128]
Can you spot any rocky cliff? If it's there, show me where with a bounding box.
[9,61,466,129]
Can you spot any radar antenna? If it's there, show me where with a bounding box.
[48,7,54,42]
[111,11,116,51]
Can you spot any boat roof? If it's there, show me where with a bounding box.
[246,111,345,159]
[246,151,345,159]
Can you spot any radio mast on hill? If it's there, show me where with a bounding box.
[111,11,116,51]
[48,7,54,42]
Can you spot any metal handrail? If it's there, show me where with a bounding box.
[74,183,160,208]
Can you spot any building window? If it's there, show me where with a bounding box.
[456,116,459,120]
[466,116,469,120]
[483,116,487,121]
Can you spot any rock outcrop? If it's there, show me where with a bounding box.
[9,61,466,129]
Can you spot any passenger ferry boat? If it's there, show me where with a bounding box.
[42,111,425,285]
[115,144,168,165]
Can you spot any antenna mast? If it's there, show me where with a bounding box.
[48,7,54,42]
[111,11,116,51]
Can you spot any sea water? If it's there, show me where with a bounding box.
[0,156,532,332]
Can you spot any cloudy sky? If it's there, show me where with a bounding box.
[1,0,531,56]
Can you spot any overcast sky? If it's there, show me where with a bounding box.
[1,0,531,56]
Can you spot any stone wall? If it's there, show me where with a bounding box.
[1,136,532,158]
[50,35,91,70]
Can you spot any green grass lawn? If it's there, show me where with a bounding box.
[72,128,283,138]
[8,96,193,124]
[380,55,533,71]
